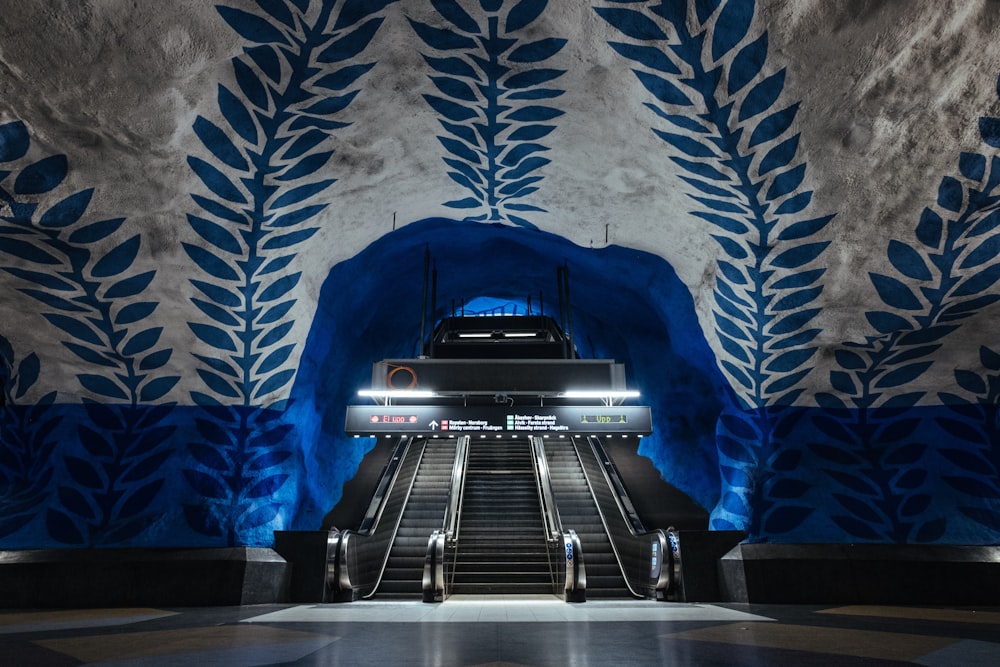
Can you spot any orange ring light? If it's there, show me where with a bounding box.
[386,365,418,390]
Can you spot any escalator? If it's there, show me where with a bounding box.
[335,310,685,602]
[330,433,676,602]
[449,439,553,595]
[545,438,631,597]
[328,436,462,601]
[571,436,677,600]
[376,438,458,598]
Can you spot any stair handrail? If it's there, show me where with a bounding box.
[531,436,587,601]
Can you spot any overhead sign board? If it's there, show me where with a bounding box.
[345,405,651,436]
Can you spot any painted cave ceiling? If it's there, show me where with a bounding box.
[4,1,1000,548]
[3,1,1000,408]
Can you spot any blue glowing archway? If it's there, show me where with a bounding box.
[289,219,730,528]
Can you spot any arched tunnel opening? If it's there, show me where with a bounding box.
[288,218,732,531]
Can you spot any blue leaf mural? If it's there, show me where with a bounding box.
[936,344,1000,537]
[0,335,58,538]
[183,0,394,544]
[597,0,832,534]
[807,78,1000,543]
[0,121,178,545]
[409,0,567,228]
[597,1,833,409]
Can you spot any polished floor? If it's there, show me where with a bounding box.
[2,596,1000,666]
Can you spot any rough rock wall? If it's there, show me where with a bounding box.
[1,0,1000,547]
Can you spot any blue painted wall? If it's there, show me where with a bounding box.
[2,0,1000,549]
[289,218,729,527]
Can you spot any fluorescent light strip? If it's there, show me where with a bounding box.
[561,390,640,399]
[358,389,436,398]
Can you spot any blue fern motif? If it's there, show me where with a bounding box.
[806,407,944,543]
[808,99,1000,542]
[0,120,178,545]
[0,334,58,539]
[409,0,568,229]
[819,153,1000,414]
[937,345,1000,535]
[182,404,294,544]
[708,406,812,537]
[597,0,833,410]
[597,0,830,534]
[183,0,394,543]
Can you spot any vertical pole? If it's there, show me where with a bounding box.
[429,261,438,358]
[556,266,568,359]
[563,262,575,359]
[419,246,430,356]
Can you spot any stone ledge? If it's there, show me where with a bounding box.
[0,547,289,608]
[719,543,1000,604]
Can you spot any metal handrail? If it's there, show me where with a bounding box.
[358,436,412,534]
[529,436,563,541]
[529,435,559,594]
[529,436,586,600]
[423,435,469,602]
[443,436,470,540]
[578,435,677,600]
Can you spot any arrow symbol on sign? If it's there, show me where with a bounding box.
[429,420,439,430]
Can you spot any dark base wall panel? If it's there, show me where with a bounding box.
[0,548,289,608]
[718,543,1000,605]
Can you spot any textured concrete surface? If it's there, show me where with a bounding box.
[3,1,1000,548]
[1,1,997,401]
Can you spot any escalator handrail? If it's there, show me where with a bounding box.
[423,530,446,602]
[584,435,649,538]
[442,435,470,540]
[529,436,563,541]
[581,435,674,598]
[590,437,645,534]
[358,436,413,535]
[563,529,586,602]
[327,529,352,601]
[361,438,429,599]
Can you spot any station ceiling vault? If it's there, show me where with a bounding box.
[2,1,1000,548]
